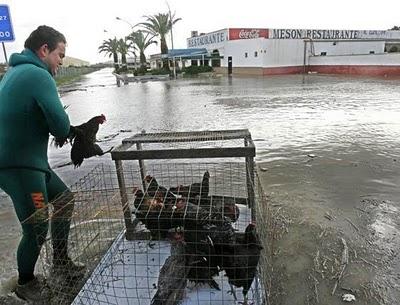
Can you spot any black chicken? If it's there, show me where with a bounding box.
[69,114,113,167]
[133,188,176,239]
[181,202,235,291]
[55,114,111,167]
[183,223,223,291]
[168,172,240,222]
[144,175,177,202]
[220,223,263,305]
[151,231,189,305]
[169,171,210,205]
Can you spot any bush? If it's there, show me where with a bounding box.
[182,65,213,75]
[136,66,148,75]
[150,68,171,75]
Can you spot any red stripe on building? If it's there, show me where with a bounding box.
[261,65,400,76]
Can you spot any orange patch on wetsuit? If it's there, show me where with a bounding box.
[31,192,45,209]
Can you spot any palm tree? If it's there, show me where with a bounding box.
[98,38,119,72]
[138,12,181,69]
[117,38,134,72]
[128,30,157,69]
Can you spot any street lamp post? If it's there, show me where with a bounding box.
[116,17,135,29]
[115,17,137,70]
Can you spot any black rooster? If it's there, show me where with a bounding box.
[54,114,112,167]
[70,114,112,167]
[220,223,263,305]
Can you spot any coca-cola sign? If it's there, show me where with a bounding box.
[229,28,269,40]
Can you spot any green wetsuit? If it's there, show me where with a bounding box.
[0,49,72,281]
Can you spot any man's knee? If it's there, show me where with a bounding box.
[22,222,49,246]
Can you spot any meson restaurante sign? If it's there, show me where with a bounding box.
[187,28,392,48]
[270,29,388,39]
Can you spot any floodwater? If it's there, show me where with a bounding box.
[1,68,400,304]
[52,68,400,170]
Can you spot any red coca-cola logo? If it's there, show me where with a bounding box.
[239,29,260,39]
[229,28,269,40]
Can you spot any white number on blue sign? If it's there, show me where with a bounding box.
[0,31,10,37]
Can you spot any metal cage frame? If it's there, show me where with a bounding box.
[110,129,256,240]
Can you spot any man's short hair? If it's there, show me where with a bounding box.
[24,25,66,52]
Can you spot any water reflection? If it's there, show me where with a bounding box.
[49,68,400,171]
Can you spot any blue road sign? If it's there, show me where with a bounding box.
[0,5,14,42]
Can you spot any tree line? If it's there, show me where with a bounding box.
[98,11,181,74]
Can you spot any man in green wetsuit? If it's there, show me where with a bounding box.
[0,25,84,302]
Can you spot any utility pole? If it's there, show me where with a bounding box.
[166,1,176,78]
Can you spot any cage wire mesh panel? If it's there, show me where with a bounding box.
[28,129,271,305]
[69,162,268,305]
[30,164,126,305]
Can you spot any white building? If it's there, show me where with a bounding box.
[187,28,400,76]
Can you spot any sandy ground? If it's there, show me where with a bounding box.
[257,149,400,305]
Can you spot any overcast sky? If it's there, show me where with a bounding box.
[1,0,400,64]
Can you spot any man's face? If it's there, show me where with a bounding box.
[42,42,66,76]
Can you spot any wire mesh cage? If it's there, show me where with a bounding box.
[27,165,126,304]
[29,129,273,305]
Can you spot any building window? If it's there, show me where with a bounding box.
[369,51,375,54]
[320,52,327,56]
[254,51,258,57]
[245,52,248,58]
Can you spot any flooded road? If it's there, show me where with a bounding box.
[1,68,400,304]
[51,68,400,168]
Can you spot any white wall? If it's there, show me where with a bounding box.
[189,29,400,69]
[220,39,390,68]
[309,52,400,66]
[221,38,267,67]
[264,39,305,67]
[311,40,385,56]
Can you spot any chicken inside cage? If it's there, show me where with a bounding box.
[36,129,269,305]
[132,171,241,240]
[65,163,266,305]
[124,167,264,305]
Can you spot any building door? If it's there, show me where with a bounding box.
[228,56,232,74]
